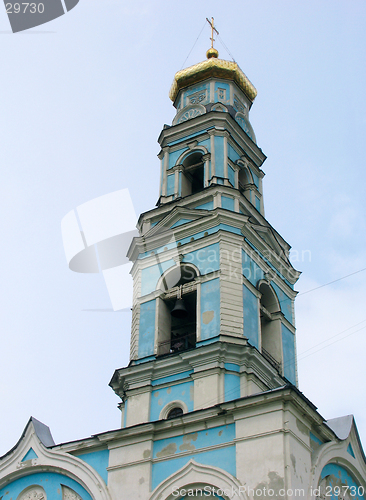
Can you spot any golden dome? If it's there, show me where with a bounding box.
[206,47,219,59]
[169,54,257,103]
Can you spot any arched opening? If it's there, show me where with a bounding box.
[167,406,184,419]
[157,265,198,356]
[238,166,253,202]
[181,152,205,197]
[259,282,282,372]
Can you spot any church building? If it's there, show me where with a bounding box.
[1,40,365,500]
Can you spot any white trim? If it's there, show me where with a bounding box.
[0,421,112,500]
[175,145,209,168]
[149,459,248,500]
[309,425,366,497]
[159,400,188,420]
[156,263,201,292]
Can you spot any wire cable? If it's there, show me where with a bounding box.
[180,21,207,70]
[217,34,236,62]
[297,267,366,297]
[297,319,366,358]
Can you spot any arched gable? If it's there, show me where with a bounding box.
[309,427,366,498]
[149,459,248,500]
[0,419,111,500]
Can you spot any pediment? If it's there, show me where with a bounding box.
[250,224,288,260]
[146,206,213,238]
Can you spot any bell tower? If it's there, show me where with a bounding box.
[2,31,365,500]
[110,46,301,428]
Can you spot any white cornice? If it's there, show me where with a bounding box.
[158,112,266,168]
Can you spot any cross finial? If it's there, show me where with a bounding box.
[206,17,219,49]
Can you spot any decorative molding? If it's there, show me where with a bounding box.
[0,419,112,500]
[188,90,207,105]
[62,486,82,500]
[173,104,206,126]
[17,486,46,500]
[233,94,247,114]
[211,103,228,113]
[159,400,189,420]
[309,422,366,495]
[149,459,248,500]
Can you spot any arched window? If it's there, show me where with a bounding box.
[259,282,282,372]
[157,265,198,356]
[238,165,253,202]
[181,152,205,197]
[167,406,184,419]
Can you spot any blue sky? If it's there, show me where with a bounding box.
[0,0,365,455]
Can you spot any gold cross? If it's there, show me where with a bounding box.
[206,17,219,49]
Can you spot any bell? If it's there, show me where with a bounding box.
[171,298,188,318]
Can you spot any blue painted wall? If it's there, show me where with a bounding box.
[228,143,240,163]
[255,195,261,212]
[141,259,176,296]
[271,282,293,325]
[221,196,235,212]
[252,171,259,188]
[242,250,264,286]
[138,225,244,262]
[218,224,241,235]
[184,243,220,275]
[200,278,220,340]
[178,171,182,197]
[225,363,240,373]
[281,323,296,385]
[152,447,236,491]
[168,131,203,147]
[347,443,355,458]
[152,424,236,490]
[224,374,240,401]
[235,116,252,140]
[138,300,156,358]
[167,174,175,196]
[171,218,193,228]
[195,200,214,210]
[321,463,364,498]
[150,380,194,421]
[244,239,294,290]
[153,424,235,458]
[214,136,225,177]
[0,472,92,500]
[75,449,109,484]
[169,148,188,169]
[22,447,38,461]
[214,81,230,102]
[228,165,235,187]
[310,432,323,449]
[243,284,259,349]
[152,370,193,386]
[197,138,210,151]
